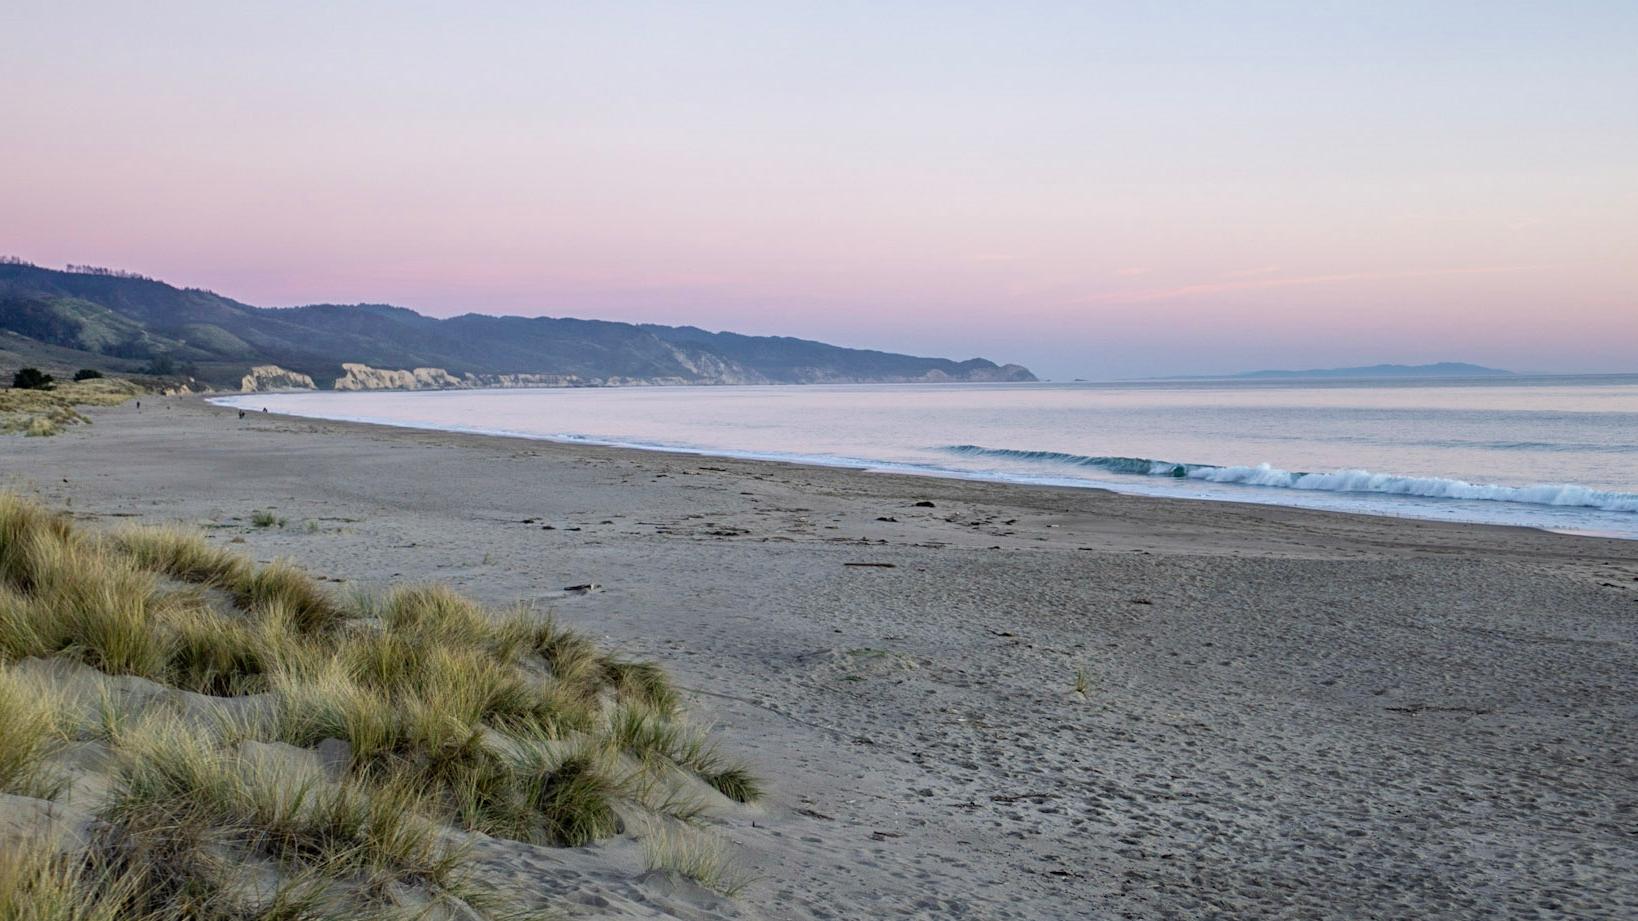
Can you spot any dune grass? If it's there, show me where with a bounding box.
[640,823,753,897]
[113,524,345,635]
[249,510,283,529]
[0,664,69,799]
[111,525,248,584]
[233,561,342,633]
[0,493,761,915]
[0,496,173,677]
[0,834,448,921]
[103,716,459,908]
[442,738,625,847]
[606,703,762,804]
[0,498,318,691]
[699,764,763,805]
[0,378,143,437]
[1073,663,1093,697]
[0,841,144,921]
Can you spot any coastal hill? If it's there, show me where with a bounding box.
[0,260,1035,390]
[1233,362,1513,380]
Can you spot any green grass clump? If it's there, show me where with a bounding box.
[0,665,68,799]
[379,584,493,646]
[164,604,292,696]
[602,659,679,714]
[699,765,763,805]
[0,493,77,589]
[232,562,341,635]
[0,842,143,921]
[607,703,710,769]
[272,659,401,764]
[1,502,312,690]
[274,613,615,845]
[112,526,249,585]
[530,751,622,846]
[528,617,679,715]
[641,824,753,897]
[102,715,458,917]
[0,583,48,661]
[606,703,760,804]
[112,525,343,637]
[1073,663,1092,697]
[528,618,604,691]
[250,510,280,529]
[0,497,171,677]
[445,738,624,847]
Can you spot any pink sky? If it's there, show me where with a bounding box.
[3,2,1635,378]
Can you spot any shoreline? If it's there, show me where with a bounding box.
[212,393,1638,546]
[4,394,1636,919]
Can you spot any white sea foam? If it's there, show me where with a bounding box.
[1190,463,1638,511]
[945,446,1638,513]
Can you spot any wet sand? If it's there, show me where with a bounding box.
[4,395,1635,920]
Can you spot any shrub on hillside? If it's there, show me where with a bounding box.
[72,368,103,381]
[10,368,53,390]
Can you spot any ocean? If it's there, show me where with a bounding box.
[215,375,1638,539]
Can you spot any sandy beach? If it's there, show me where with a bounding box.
[3,395,1635,920]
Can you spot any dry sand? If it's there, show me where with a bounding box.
[3,395,1635,920]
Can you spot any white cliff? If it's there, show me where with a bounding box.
[240,365,317,392]
[332,364,465,391]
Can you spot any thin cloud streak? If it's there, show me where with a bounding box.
[1074,265,1546,306]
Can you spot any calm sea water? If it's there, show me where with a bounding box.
[216,375,1638,538]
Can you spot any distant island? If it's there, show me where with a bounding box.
[1152,362,1514,382]
[1234,362,1513,380]
[0,260,1035,391]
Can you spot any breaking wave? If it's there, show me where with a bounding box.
[941,445,1638,513]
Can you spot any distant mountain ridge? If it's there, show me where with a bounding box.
[0,261,1035,389]
[1234,362,1513,380]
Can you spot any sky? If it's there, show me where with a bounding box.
[3,2,1635,380]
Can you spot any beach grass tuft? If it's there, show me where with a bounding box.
[102,714,460,915]
[0,839,146,921]
[250,510,283,529]
[528,748,625,846]
[112,525,249,585]
[641,823,754,897]
[25,416,61,437]
[700,764,763,805]
[232,561,342,634]
[603,659,679,714]
[1073,663,1092,697]
[0,665,69,799]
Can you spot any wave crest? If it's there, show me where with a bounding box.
[941,445,1638,513]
